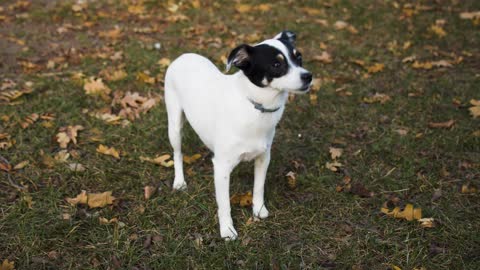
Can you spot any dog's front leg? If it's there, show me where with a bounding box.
[212,157,238,240]
[253,150,270,219]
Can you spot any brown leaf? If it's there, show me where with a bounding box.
[429,25,446,37]
[469,105,480,118]
[144,185,157,200]
[363,93,391,104]
[20,113,39,129]
[87,191,115,208]
[286,171,297,189]
[56,125,84,148]
[0,162,12,172]
[1,259,15,270]
[13,160,29,170]
[428,120,455,129]
[183,154,202,164]
[230,191,252,207]
[66,190,88,205]
[326,161,342,172]
[99,217,118,224]
[418,218,435,228]
[312,51,332,63]
[460,11,480,20]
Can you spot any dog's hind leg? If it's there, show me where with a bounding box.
[165,88,187,191]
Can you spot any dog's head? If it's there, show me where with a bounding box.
[226,31,312,93]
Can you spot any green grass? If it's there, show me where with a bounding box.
[1,0,479,269]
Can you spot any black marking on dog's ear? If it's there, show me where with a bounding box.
[275,30,296,45]
[226,44,253,72]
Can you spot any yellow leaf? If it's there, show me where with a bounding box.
[461,184,477,194]
[1,259,15,270]
[430,24,446,37]
[96,144,120,159]
[84,77,111,96]
[157,58,171,68]
[140,154,174,167]
[363,93,391,104]
[235,4,252,13]
[105,69,127,81]
[230,191,252,207]
[183,154,202,164]
[256,4,271,12]
[87,191,115,208]
[367,63,385,73]
[382,203,422,221]
[127,4,145,14]
[309,93,318,105]
[66,190,88,205]
[136,72,155,84]
[99,27,122,39]
[390,265,402,270]
[469,106,480,118]
[13,160,29,170]
[191,0,200,9]
[329,147,343,160]
[412,61,432,69]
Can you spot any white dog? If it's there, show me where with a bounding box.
[164,31,312,240]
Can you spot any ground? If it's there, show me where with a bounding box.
[0,0,479,269]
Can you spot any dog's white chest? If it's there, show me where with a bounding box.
[239,142,268,161]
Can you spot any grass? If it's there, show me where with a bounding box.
[1,0,479,269]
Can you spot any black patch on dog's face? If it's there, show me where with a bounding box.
[227,44,291,87]
[277,38,303,67]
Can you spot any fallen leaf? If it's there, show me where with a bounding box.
[429,24,446,37]
[54,150,70,162]
[367,63,385,73]
[418,218,435,228]
[363,93,391,104]
[183,154,202,164]
[99,217,118,224]
[460,11,480,20]
[381,203,422,221]
[312,51,332,63]
[56,125,84,148]
[136,72,155,84]
[246,216,260,225]
[13,160,29,170]
[84,77,111,96]
[1,259,14,270]
[235,4,252,13]
[68,163,85,172]
[157,58,171,68]
[20,113,39,129]
[144,185,156,199]
[469,100,480,118]
[329,147,343,160]
[230,191,252,207]
[309,93,318,105]
[140,154,174,167]
[66,190,115,208]
[286,171,297,189]
[461,183,477,194]
[96,144,120,159]
[428,120,455,129]
[0,162,12,172]
[326,161,342,172]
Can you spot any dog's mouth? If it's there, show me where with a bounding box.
[298,84,311,92]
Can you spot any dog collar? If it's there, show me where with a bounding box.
[248,99,281,113]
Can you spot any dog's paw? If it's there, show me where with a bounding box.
[220,225,238,241]
[253,205,269,219]
[172,179,187,191]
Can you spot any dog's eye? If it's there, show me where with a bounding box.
[272,62,281,68]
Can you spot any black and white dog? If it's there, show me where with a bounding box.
[164,31,312,240]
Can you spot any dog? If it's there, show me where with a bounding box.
[164,31,312,240]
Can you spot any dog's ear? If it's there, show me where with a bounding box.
[274,30,296,45]
[226,44,253,72]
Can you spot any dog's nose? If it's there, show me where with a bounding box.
[301,72,312,84]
